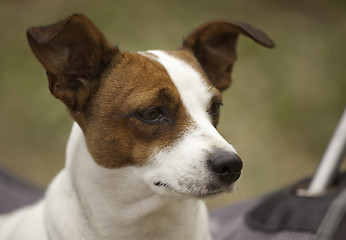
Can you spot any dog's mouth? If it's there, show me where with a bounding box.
[153,181,228,198]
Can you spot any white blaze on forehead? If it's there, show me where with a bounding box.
[148,50,214,125]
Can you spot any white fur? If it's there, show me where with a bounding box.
[0,50,237,240]
[0,123,210,240]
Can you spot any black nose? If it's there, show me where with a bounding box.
[208,152,243,184]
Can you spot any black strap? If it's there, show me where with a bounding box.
[246,172,346,233]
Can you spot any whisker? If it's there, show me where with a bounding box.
[235,186,242,201]
[232,144,248,148]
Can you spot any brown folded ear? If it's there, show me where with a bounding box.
[26,14,118,113]
[183,20,275,91]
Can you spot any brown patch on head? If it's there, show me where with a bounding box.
[80,52,192,168]
[26,14,193,169]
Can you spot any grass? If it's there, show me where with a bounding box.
[0,0,345,209]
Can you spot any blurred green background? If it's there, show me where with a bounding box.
[0,0,345,209]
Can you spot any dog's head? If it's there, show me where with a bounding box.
[27,14,274,198]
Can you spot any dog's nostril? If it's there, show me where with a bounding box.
[219,166,230,175]
[208,152,242,184]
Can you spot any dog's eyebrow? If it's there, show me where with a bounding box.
[212,92,222,104]
[125,87,178,111]
[158,87,174,102]
[207,86,222,103]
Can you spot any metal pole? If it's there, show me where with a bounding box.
[307,107,346,196]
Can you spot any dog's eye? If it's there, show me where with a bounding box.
[137,107,164,124]
[208,102,223,117]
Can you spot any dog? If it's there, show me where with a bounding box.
[0,14,274,240]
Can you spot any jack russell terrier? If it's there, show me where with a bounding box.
[0,14,274,240]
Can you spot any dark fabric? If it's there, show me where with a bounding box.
[210,199,314,240]
[246,173,346,233]
[0,167,44,213]
[335,214,346,240]
[316,184,346,240]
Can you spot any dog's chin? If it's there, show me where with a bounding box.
[151,181,235,199]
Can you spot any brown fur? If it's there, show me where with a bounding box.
[182,19,275,91]
[27,14,117,113]
[26,14,274,169]
[81,52,192,167]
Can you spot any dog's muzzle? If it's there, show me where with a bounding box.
[208,151,243,185]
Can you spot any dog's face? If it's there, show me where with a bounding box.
[27,15,274,198]
[84,50,239,197]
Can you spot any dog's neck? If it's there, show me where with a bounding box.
[45,123,210,240]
